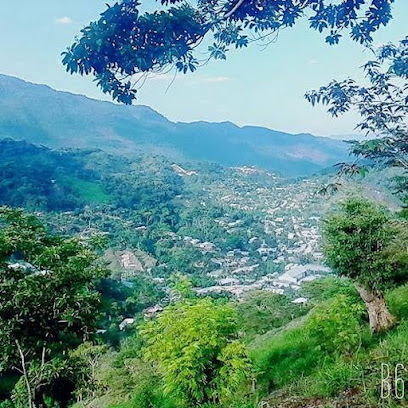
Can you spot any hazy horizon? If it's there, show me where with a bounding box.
[0,72,365,141]
[0,0,407,137]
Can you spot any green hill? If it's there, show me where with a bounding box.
[0,139,109,211]
[0,74,349,177]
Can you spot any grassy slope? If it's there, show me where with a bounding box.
[71,280,408,408]
[250,283,408,408]
[59,175,111,204]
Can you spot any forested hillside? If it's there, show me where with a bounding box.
[2,137,407,407]
[1,0,408,406]
[0,75,348,176]
[0,139,331,285]
[0,139,109,210]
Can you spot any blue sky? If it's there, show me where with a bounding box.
[0,1,407,137]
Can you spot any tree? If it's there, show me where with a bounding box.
[168,272,195,300]
[0,207,107,406]
[322,197,408,333]
[306,36,408,192]
[223,234,246,251]
[140,298,252,406]
[62,0,394,104]
[67,342,108,403]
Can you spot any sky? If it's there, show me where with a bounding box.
[0,1,407,137]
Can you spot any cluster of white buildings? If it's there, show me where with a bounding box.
[183,236,216,253]
[273,263,331,290]
[196,263,330,298]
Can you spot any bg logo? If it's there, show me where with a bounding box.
[381,363,406,400]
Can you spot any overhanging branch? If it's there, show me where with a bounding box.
[224,0,245,19]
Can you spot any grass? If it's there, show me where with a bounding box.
[73,281,408,408]
[248,285,408,407]
[59,176,111,204]
[250,325,323,393]
[386,283,408,320]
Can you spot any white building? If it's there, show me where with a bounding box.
[119,318,135,331]
[292,297,308,304]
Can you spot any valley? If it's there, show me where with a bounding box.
[1,0,407,405]
[0,137,394,336]
[0,80,406,408]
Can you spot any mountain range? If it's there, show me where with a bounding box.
[0,74,350,176]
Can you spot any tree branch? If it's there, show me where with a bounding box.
[224,0,245,19]
[15,340,34,408]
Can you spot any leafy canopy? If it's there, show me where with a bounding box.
[306,36,408,190]
[0,207,107,373]
[322,197,408,293]
[63,0,394,103]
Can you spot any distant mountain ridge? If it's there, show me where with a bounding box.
[0,74,349,176]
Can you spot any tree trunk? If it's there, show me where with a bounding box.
[355,284,395,333]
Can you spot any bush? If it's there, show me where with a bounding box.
[305,295,366,355]
[140,298,252,406]
[301,276,359,304]
[386,283,408,321]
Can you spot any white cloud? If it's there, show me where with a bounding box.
[307,58,319,65]
[55,16,73,25]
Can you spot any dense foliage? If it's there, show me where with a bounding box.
[306,36,408,186]
[323,197,407,292]
[0,208,106,407]
[0,139,184,215]
[323,197,408,332]
[140,298,251,406]
[62,0,394,103]
[0,139,108,211]
[305,294,365,354]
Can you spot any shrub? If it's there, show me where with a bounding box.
[305,295,365,355]
[386,283,408,321]
[301,276,359,303]
[140,298,252,406]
